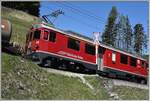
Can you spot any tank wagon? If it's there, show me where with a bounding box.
[2,19,12,45]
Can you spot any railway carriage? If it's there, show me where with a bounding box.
[25,22,148,84]
[25,22,97,72]
[97,45,148,83]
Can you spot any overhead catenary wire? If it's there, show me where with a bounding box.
[65,1,106,23]
[58,2,106,24]
[48,8,101,31]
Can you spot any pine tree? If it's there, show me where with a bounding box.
[102,6,118,46]
[115,14,127,49]
[114,14,133,52]
[124,16,133,52]
[133,24,145,55]
[143,34,148,54]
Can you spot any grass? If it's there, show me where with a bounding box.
[84,76,110,99]
[113,86,149,100]
[1,53,109,100]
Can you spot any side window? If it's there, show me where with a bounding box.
[98,46,103,54]
[85,43,95,55]
[120,54,128,64]
[44,30,49,40]
[68,38,80,51]
[141,61,145,68]
[112,52,116,63]
[49,31,56,42]
[33,30,41,40]
[130,57,137,67]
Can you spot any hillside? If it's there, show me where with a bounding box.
[1,7,149,100]
[1,7,40,48]
[2,53,110,100]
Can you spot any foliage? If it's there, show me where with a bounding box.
[124,16,133,51]
[133,24,145,55]
[102,6,118,46]
[115,14,133,52]
[102,7,148,56]
[1,1,40,17]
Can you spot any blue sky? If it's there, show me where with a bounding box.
[40,1,148,40]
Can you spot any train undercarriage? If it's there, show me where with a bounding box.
[26,51,147,84]
[27,51,97,74]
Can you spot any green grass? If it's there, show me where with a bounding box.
[1,53,109,100]
[84,76,110,99]
[113,86,149,100]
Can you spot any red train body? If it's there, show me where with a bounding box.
[25,22,148,83]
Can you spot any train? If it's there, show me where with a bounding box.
[1,19,148,84]
[25,21,148,84]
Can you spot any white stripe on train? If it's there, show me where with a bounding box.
[36,50,96,65]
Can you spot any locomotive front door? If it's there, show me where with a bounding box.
[98,54,103,71]
[97,46,104,71]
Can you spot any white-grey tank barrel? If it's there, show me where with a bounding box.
[1,19,12,42]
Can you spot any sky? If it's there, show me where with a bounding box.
[39,1,149,40]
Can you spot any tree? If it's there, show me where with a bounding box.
[142,34,148,54]
[133,24,145,55]
[124,16,133,52]
[114,14,133,52]
[115,14,127,49]
[102,6,118,46]
[2,1,40,17]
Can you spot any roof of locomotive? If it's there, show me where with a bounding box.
[32,22,147,61]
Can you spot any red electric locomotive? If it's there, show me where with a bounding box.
[25,22,148,84]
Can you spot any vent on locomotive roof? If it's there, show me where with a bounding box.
[65,30,93,41]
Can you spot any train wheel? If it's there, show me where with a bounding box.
[46,59,52,67]
[76,64,85,73]
[140,79,146,84]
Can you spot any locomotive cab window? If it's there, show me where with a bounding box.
[130,57,137,67]
[33,30,41,40]
[49,31,56,42]
[68,38,80,51]
[85,43,95,55]
[120,54,128,64]
[44,30,49,40]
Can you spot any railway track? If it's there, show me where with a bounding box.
[39,65,148,90]
[112,79,148,90]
